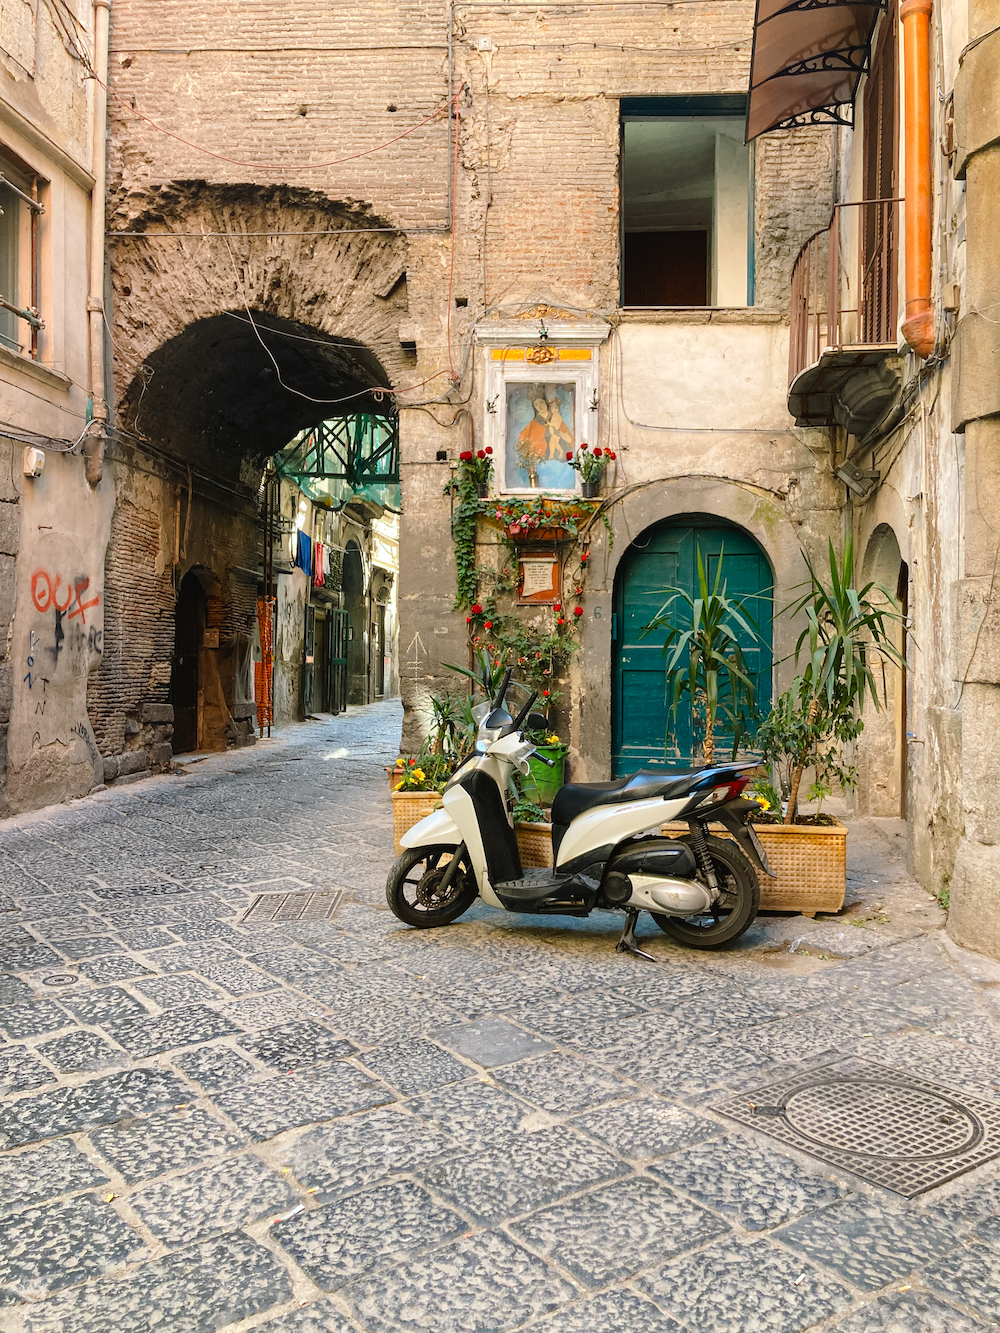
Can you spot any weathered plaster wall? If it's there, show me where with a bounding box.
[8,451,115,810]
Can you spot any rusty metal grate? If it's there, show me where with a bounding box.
[716,1057,1000,1197]
[242,888,345,924]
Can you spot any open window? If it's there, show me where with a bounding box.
[0,148,44,359]
[621,96,752,309]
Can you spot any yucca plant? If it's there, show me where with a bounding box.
[642,547,765,765]
[778,536,907,822]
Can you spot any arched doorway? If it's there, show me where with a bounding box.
[612,516,773,775]
[170,571,206,754]
[343,541,366,705]
[858,525,909,817]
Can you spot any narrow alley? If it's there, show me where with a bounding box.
[0,703,997,1332]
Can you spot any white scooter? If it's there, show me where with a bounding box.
[387,670,775,956]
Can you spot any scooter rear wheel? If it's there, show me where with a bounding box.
[651,833,759,949]
[386,844,478,928]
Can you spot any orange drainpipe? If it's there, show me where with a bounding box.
[900,0,935,357]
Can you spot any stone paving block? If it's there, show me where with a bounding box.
[285,1104,459,1200]
[933,1014,1000,1050]
[405,1079,534,1148]
[526,1290,684,1333]
[0,924,42,947]
[76,954,155,985]
[494,1051,634,1113]
[114,927,179,952]
[105,1003,243,1058]
[251,1301,359,1333]
[321,996,458,1048]
[827,1289,988,1331]
[129,1153,299,1246]
[166,921,251,950]
[0,1067,189,1147]
[20,1232,293,1332]
[431,1016,555,1068]
[212,1063,392,1140]
[0,942,61,972]
[0,1045,55,1094]
[172,1043,259,1093]
[50,935,118,962]
[0,1137,109,1216]
[650,1135,852,1231]
[360,1036,471,1095]
[924,1242,1000,1324]
[429,970,565,1020]
[277,1179,465,1291]
[934,1173,1000,1225]
[90,1106,246,1184]
[0,1193,146,1304]
[346,1227,576,1333]
[102,907,180,929]
[241,1020,355,1072]
[570,1095,722,1162]
[133,974,221,1009]
[776,1196,960,1290]
[626,1035,781,1101]
[421,1124,628,1224]
[637,1235,852,1332]
[59,986,149,1027]
[37,1030,128,1074]
[197,960,280,996]
[0,998,70,1039]
[219,989,330,1031]
[0,974,33,1006]
[514,1174,730,1288]
[143,941,243,973]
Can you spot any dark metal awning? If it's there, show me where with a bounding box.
[747,0,884,140]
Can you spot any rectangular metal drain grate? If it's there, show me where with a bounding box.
[715,1056,1000,1197]
[242,888,345,924]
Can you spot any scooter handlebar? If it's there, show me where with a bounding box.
[533,751,557,767]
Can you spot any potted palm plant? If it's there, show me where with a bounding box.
[745,538,907,913]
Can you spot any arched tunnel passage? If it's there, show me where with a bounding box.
[120,309,395,477]
[91,308,401,766]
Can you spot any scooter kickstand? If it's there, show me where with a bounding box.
[615,908,657,962]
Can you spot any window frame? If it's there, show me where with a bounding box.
[619,95,755,311]
[0,146,46,362]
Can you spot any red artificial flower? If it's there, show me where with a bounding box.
[459,450,473,461]
[466,616,472,624]
[573,606,584,617]
[580,552,589,563]
[510,525,521,536]
[484,620,493,630]
[553,602,562,611]
[409,759,416,766]
[494,658,500,667]
[593,447,603,458]
[471,603,483,614]
[485,446,493,455]
[566,452,573,461]
[580,443,588,451]
[608,450,617,460]
[557,617,565,625]
[543,689,550,697]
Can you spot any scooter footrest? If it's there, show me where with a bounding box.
[494,870,570,901]
[493,870,600,915]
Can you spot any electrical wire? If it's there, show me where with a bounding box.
[0,417,99,453]
[445,89,462,381]
[93,62,457,172]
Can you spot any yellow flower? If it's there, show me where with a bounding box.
[394,780,405,791]
[757,797,770,811]
[412,769,425,783]
[546,733,561,745]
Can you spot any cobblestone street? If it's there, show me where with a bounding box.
[0,702,998,1331]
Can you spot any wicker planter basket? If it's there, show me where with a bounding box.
[661,818,848,915]
[391,790,443,854]
[516,822,555,869]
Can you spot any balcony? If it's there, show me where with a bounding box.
[788,199,904,437]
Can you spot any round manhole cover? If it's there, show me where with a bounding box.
[41,973,78,987]
[784,1079,984,1160]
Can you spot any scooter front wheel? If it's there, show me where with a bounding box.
[651,833,759,949]
[386,845,478,928]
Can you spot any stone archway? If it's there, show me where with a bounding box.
[90,184,409,762]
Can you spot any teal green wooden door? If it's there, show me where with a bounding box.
[612,520,772,776]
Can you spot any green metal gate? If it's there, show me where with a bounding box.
[328,609,349,715]
[611,519,773,776]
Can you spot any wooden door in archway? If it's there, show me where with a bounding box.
[612,518,773,776]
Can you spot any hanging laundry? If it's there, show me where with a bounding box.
[295,530,312,577]
[313,541,326,588]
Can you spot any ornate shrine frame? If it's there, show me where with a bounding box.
[476,321,610,496]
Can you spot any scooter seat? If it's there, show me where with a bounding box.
[551,765,742,826]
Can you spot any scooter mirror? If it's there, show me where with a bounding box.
[525,713,550,731]
[485,707,513,730]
